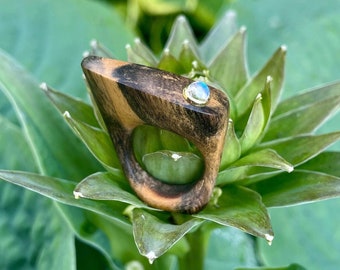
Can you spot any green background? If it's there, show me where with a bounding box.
[0,0,339,269]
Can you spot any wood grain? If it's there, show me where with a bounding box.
[81,56,229,213]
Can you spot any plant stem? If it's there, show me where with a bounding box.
[178,228,208,270]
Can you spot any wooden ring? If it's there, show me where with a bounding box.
[81,56,229,213]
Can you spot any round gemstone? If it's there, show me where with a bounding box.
[183,81,210,106]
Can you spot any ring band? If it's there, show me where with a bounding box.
[82,56,229,213]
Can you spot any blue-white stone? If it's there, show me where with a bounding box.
[183,81,210,106]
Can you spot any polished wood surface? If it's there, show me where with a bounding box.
[82,56,229,213]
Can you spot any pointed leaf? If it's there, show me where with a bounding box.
[164,15,199,59]
[178,40,205,73]
[159,129,191,152]
[250,170,340,207]
[195,185,273,241]
[64,112,121,171]
[220,119,241,169]
[0,49,100,180]
[235,46,286,118]
[88,39,114,58]
[0,170,129,226]
[142,151,204,184]
[217,166,250,185]
[132,208,202,262]
[231,149,293,172]
[126,38,158,67]
[132,125,163,167]
[264,95,340,141]
[257,132,340,166]
[260,76,273,130]
[42,83,99,128]
[200,10,238,63]
[297,151,340,177]
[209,27,248,98]
[74,172,154,210]
[273,80,340,117]
[239,94,266,153]
[157,49,186,74]
[85,83,108,132]
[217,149,293,185]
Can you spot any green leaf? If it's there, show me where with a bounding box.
[131,208,202,263]
[217,149,293,185]
[258,199,340,270]
[273,81,340,117]
[74,172,153,210]
[0,0,134,97]
[250,170,340,207]
[142,150,204,184]
[234,149,293,172]
[137,0,192,15]
[87,39,114,58]
[178,40,204,73]
[0,0,136,268]
[0,115,36,171]
[264,95,340,141]
[297,151,340,177]
[220,119,242,169]
[257,132,340,166]
[236,263,307,270]
[0,170,131,268]
[43,84,100,128]
[157,49,186,74]
[200,10,238,63]
[0,170,130,227]
[239,94,266,153]
[235,46,286,118]
[209,27,248,99]
[205,226,258,270]
[0,182,77,270]
[159,129,191,152]
[126,38,158,67]
[63,113,121,171]
[195,185,273,241]
[164,15,199,59]
[132,125,163,167]
[0,49,100,180]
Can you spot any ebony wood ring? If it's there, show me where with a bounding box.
[81,56,229,213]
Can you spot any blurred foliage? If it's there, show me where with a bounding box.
[0,0,339,270]
[102,0,233,53]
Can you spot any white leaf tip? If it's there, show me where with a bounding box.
[266,76,273,83]
[90,39,98,48]
[240,26,247,33]
[265,233,274,245]
[82,51,90,58]
[39,82,48,91]
[171,153,182,161]
[63,111,71,118]
[73,190,83,199]
[281,44,287,52]
[146,251,157,264]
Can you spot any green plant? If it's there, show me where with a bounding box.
[0,2,339,270]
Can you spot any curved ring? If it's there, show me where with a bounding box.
[81,56,229,213]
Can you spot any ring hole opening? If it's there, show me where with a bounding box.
[132,125,205,185]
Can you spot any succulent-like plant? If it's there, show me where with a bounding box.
[0,10,339,270]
